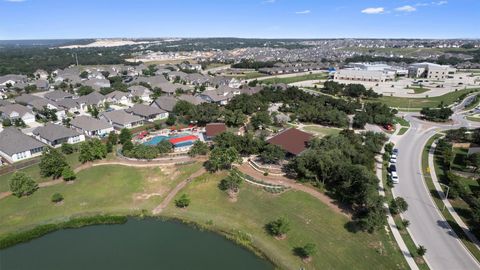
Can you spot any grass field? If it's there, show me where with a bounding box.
[0,163,202,236]
[376,88,480,109]
[260,73,328,85]
[393,117,410,128]
[0,152,83,193]
[229,71,266,80]
[406,87,431,94]
[163,172,408,270]
[467,116,480,122]
[397,127,409,136]
[302,125,342,137]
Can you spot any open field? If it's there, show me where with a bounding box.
[260,73,328,85]
[163,172,408,270]
[376,88,480,109]
[302,125,342,137]
[0,163,202,236]
[467,116,480,122]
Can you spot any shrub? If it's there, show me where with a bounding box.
[60,143,74,154]
[62,166,76,181]
[175,194,191,208]
[266,217,291,237]
[294,243,317,259]
[51,193,64,203]
[417,245,427,257]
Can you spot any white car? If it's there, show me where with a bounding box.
[390,156,397,164]
[391,171,399,184]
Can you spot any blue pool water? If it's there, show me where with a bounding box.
[143,133,189,146]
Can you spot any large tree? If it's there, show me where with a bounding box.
[206,147,241,172]
[79,139,107,163]
[218,169,243,194]
[118,128,132,145]
[266,217,291,237]
[39,148,68,179]
[9,172,38,197]
[260,144,285,164]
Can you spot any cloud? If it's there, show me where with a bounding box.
[4,0,26,2]
[361,7,385,14]
[295,10,311,14]
[416,1,447,7]
[395,5,416,12]
[262,0,276,3]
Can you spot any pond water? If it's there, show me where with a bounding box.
[0,218,273,270]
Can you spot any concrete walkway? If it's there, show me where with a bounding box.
[429,140,480,251]
[377,125,420,270]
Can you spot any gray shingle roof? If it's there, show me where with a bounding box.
[70,115,113,131]
[0,104,34,117]
[0,127,45,156]
[77,92,105,106]
[177,94,205,105]
[101,110,143,125]
[125,104,165,118]
[44,90,73,101]
[14,94,41,105]
[32,123,81,142]
[151,96,177,112]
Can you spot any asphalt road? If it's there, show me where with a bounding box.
[393,110,480,270]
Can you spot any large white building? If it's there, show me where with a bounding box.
[408,62,456,79]
[334,62,407,82]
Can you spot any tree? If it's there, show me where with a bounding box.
[61,143,74,154]
[51,193,64,203]
[40,148,68,179]
[420,106,453,122]
[76,86,94,96]
[251,111,272,129]
[188,141,209,157]
[206,147,241,172]
[2,118,12,127]
[468,153,480,172]
[417,245,427,257]
[389,197,409,215]
[9,172,38,197]
[266,217,291,237]
[224,109,247,127]
[166,114,176,126]
[62,166,76,181]
[79,139,107,163]
[157,140,173,154]
[107,131,118,145]
[88,106,99,118]
[294,243,317,259]
[122,140,134,153]
[118,128,132,145]
[175,194,191,208]
[218,169,243,194]
[79,71,89,79]
[260,144,285,164]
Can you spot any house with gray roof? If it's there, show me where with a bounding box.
[32,123,85,148]
[34,79,49,91]
[128,85,152,102]
[70,115,114,137]
[76,92,106,111]
[177,94,205,105]
[15,94,41,105]
[105,90,131,105]
[28,98,66,119]
[0,127,45,163]
[151,96,177,112]
[131,76,168,89]
[126,104,168,121]
[83,78,110,91]
[100,110,144,130]
[0,104,36,125]
[185,73,209,85]
[44,90,74,102]
[0,100,11,107]
[56,99,81,114]
[166,71,188,81]
[0,75,27,87]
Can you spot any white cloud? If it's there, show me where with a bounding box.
[416,1,447,7]
[361,7,385,14]
[4,0,26,2]
[395,5,417,12]
[434,1,448,5]
[262,0,276,4]
[295,10,311,14]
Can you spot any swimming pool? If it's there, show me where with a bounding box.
[143,134,189,146]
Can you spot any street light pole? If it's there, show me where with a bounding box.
[439,183,450,211]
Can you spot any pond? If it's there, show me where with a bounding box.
[0,218,274,270]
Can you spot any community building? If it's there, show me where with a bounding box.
[266,128,313,156]
[408,62,456,79]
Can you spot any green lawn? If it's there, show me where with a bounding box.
[0,163,202,236]
[406,87,431,94]
[302,125,342,137]
[393,117,410,127]
[0,152,82,193]
[397,127,409,136]
[423,136,480,261]
[376,88,480,109]
[162,172,408,270]
[231,71,267,80]
[260,73,328,85]
[467,116,480,122]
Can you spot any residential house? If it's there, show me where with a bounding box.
[56,99,81,114]
[197,87,238,105]
[83,78,110,91]
[151,96,177,112]
[126,104,168,121]
[0,127,46,163]
[34,79,50,91]
[166,71,188,82]
[177,94,205,105]
[0,74,27,87]
[105,90,131,106]
[0,104,36,125]
[34,69,49,80]
[100,110,144,130]
[70,115,114,137]
[28,98,66,120]
[44,90,74,102]
[185,73,209,85]
[32,123,85,148]
[128,85,152,103]
[76,92,106,112]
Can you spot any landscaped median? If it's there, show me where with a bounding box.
[422,135,480,262]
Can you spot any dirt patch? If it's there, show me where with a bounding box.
[415,257,425,265]
[302,257,312,263]
[227,190,238,202]
[274,234,287,240]
[134,192,164,200]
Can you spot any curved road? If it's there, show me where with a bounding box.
[393,105,480,269]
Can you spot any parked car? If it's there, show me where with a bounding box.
[388,164,397,173]
[392,148,399,155]
[390,154,397,164]
[391,171,399,184]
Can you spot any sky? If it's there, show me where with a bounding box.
[0,0,478,40]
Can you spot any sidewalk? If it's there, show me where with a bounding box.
[429,140,480,250]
